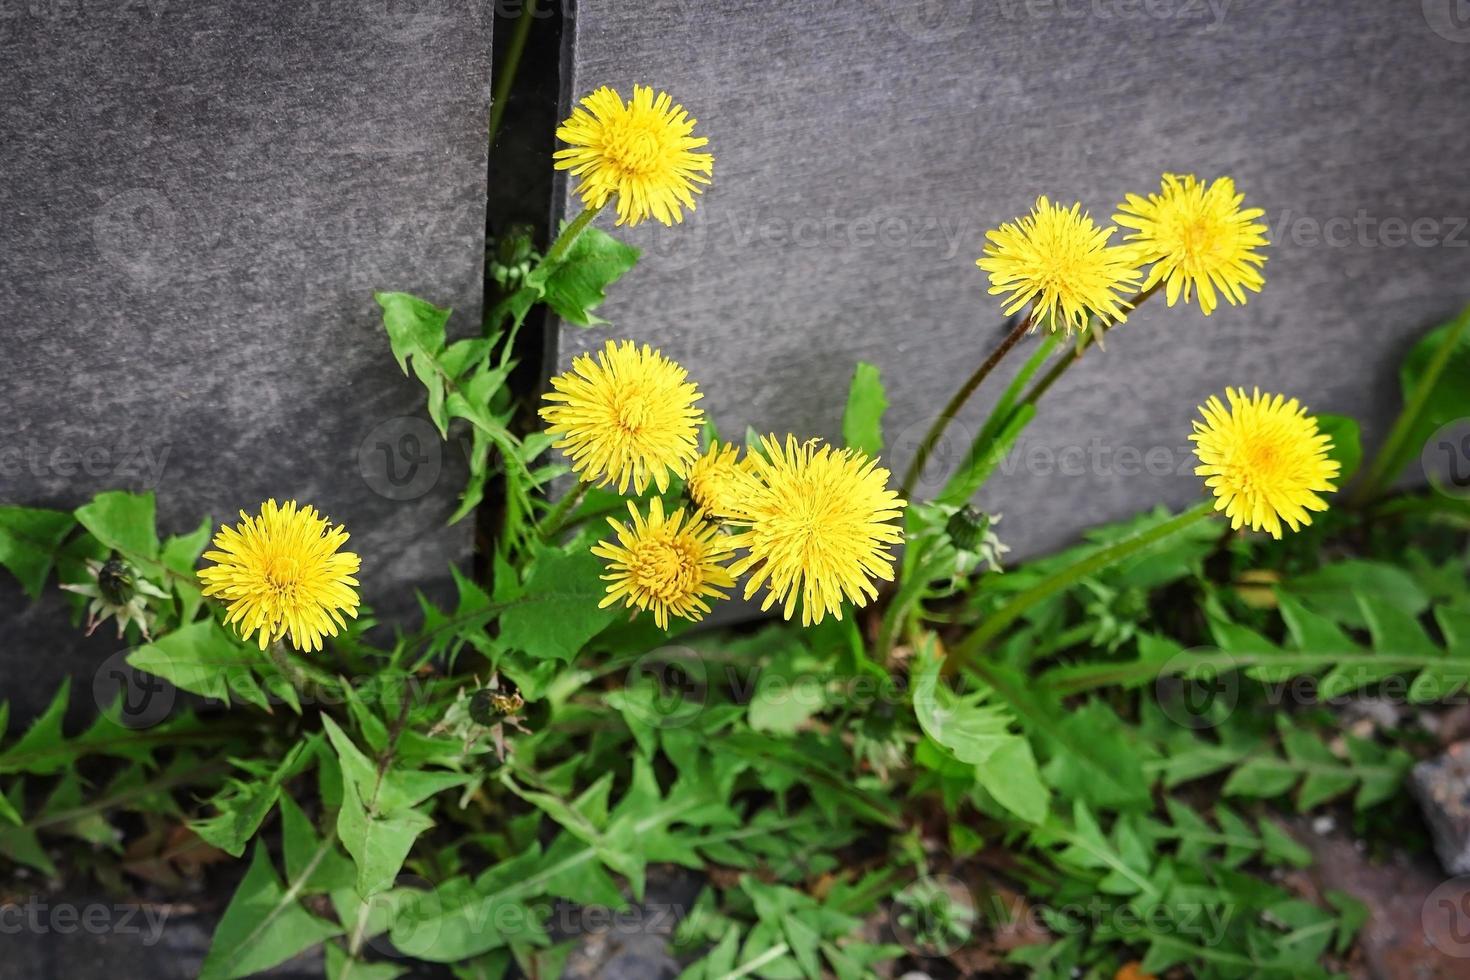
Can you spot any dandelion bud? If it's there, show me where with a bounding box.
[469,684,524,727]
[945,506,990,552]
[468,688,498,727]
[97,556,137,607]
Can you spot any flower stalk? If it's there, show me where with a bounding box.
[899,309,1036,499]
[1349,302,1470,507]
[538,481,591,542]
[1017,280,1162,409]
[265,639,313,698]
[542,201,607,266]
[948,501,1217,669]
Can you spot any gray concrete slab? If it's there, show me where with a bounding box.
[554,0,1470,558]
[0,2,492,721]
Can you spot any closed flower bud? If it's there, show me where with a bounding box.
[946,506,990,552]
[97,556,137,607]
[468,688,498,727]
[61,555,168,641]
[469,683,525,727]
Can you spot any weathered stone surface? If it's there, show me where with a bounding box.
[0,3,492,721]
[1412,741,1470,876]
[1293,815,1470,977]
[555,0,1470,558]
[0,886,458,979]
[0,892,321,979]
[556,864,703,980]
[1,867,705,979]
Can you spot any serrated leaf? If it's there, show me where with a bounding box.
[498,547,618,662]
[912,648,1014,767]
[975,737,1049,825]
[1317,592,1439,698]
[320,716,458,898]
[279,794,355,896]
[75,490,159,561]
[913,648,1049,822]
[1283,560,1428,628]
[0,505,76,599]
[161,516,213,621]
[1041,701,1150,810]
[324,944,407,980]
[190,738,316,858]
[0,682,70,775]
[1257,818,1312,868]
[1222,758,1299,799]
[1380,308,1470,493]
[198,843,342,980]
[537,226,640,326]
[377,291,450,395]
[338,772,434,898]
[128,620,269,710]
[0,820,56,876]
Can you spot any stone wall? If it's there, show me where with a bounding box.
[6,0,1470,721]
[554,0,1470,554]
[0,2,493,720]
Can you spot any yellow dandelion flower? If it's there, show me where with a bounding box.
[725,435,905,626]
[592,498,735,629]
[1114,173,1269,315]
[1190,388,1339,539]
[540,340,704,494]
[977,196,1142,334]
[198,499,361,652]
[686,442,751,518]
[554,85,713,227]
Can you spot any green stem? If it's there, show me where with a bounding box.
[1350,302,1470,507]
[934,332,1058,507]
[899,309,1036,499]
[486,0,539,148]
[537,481,591,543]
[337,701,414,980]
[877,545,954,661]
[264,639,332,699]
[28,761,227,831]
[1020,621,1095,667]
[542,202,605,266]
[339,899,373,980]
[1021,327,1097,408]
[1017,281,1161,409]
[951,501,1217,664]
